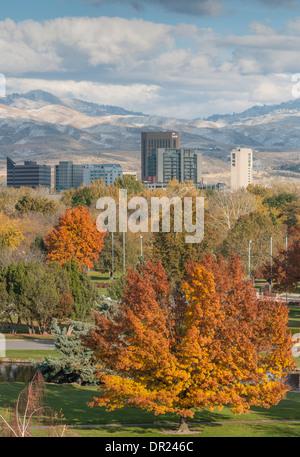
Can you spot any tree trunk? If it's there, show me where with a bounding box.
[66,324,74,336]
[176,416,190,434]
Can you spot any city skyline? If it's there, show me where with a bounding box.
[1,1,300,119]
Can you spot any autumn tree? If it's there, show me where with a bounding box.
[83,258,294,433]
[0,212,23,250]
[263,226,300,292]
[44,205,105,269]
[221,211,283,275]
[208,188,258,231]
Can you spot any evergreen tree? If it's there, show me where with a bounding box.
[33,319,97,385]
[63,261,98,321]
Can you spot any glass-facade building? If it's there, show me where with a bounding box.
[146,148,202,187]
[141,131,180,182]
[83,164,123,186]
[7,157,51,188]
[55,161,123,190]
[55,161,85,191]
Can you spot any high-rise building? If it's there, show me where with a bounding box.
[146,148,202,188]
[141,131,180,182]
[7,157,51,188]
[231,147,253,190]
[82,164,123,187]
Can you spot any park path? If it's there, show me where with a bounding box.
[5,339,55,351]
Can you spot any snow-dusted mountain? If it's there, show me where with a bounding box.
[0,90,300,174]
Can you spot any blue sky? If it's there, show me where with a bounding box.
[1,0,300,118]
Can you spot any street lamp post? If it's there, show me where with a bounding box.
[248,240,252,280]
[111,232,114,280]
[270,236,273,293]
[123,231,126,273]
[140,235,143,258]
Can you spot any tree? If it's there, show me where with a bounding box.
[71,187,93,208]
[208,188,258,231]
[63,260,98,321]
[44,205,106,269]
[83,259,294,433]
[0,260,98,333]
[221,211,283,275]
[263,226,300,292]
[0,371,74,437]
[114,175,145,195]
[33,320,97,385]
[0,212,23,250]
[263,191,298,227]
[15,195,57,214]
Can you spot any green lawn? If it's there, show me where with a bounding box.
[288,306,300,329]
[5,350,61,360]
[72,422,300,437]
[1,383,300,437]
[88,271,110,282]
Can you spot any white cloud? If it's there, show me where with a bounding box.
[6,77,161,111]
[0,15,299,118]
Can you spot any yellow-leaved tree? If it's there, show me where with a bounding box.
[0,212,24,250]
[83,257,294,433]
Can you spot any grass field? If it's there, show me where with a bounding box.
[288,306,300,329]
[4,350,61,360]
[0,383,300,437]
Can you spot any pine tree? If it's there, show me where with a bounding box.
[33,319,97,385]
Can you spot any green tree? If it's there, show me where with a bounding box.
[71,187,93,208]
[32,319,97,385]
[221,212,283,276]
[63,261,98,321]
[15,195,57,214]
[114,175,145,195]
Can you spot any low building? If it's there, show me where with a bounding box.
[82,164,123,187]
[55,161,123,190]
[7,157,51,188]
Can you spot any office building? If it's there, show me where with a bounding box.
[145,148,202,188]
[55,161,123,191]
[55,161,84,191]
[7,157,51,188]
[141,131,180,182]
[231,147,253,190]
[82,164,123,187]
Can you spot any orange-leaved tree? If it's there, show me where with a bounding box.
[263,226,300,293]
[44,205,105,269]
[83,257,294,433]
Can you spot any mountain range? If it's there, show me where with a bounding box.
[0,90,300,180]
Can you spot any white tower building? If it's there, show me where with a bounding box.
[231,147,253,190]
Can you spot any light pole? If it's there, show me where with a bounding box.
[111,232,114,280]
[123,231,126,273]
[270,236,273,293]
[140,235,143,258]
[248,240,252,280]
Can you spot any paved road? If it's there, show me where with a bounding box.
[5,339,56,351]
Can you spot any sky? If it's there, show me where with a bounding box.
[1,0,300,119]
